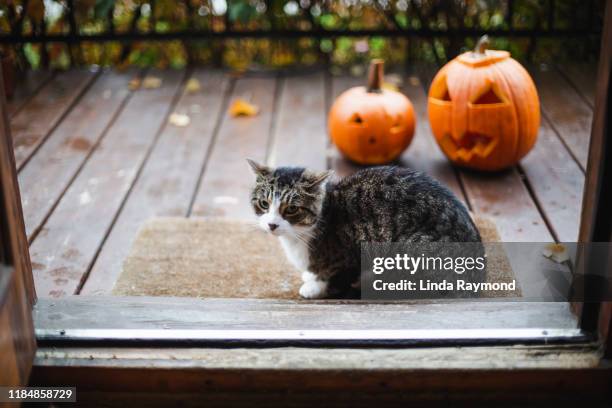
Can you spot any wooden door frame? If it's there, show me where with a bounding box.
[576,0,612,354]
[0,62,36,387]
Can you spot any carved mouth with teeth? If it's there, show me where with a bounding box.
[441,131,498,162]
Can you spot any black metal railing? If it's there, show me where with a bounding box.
[0,0,605,68]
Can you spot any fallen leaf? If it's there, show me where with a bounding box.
[185,78,201,93]
[386,73,404,87]
[128,78,141,91]
[229,99,259,117]
[143,76,162,89]
[168,113,190,127]
[382,82,399,92]
[542,243,570,264]
[230,70,246,78]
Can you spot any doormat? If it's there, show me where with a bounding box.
[113,216,521,299]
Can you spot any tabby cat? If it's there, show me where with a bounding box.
[247,160,481,299]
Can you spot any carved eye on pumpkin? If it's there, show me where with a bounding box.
[429,75,452,102]
[469,83,507,106]
[350,113,364,125]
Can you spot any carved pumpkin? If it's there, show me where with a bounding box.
[329,60,416,165]
[428,36,540,171]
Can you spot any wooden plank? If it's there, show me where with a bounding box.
[0,305,21,389]
[80,70,231,295]
[269,73,327,170]
[18,69,135,241]
[458,169,558,298]
[530,66,594,170]
[460,170,553,242]
[28,69,184,298]
[557,63,597,108]
[34,296,578,330]
[520,115,585,242]
[33,343,598,371]
[29,352,609,407]
[6,70,54,117]
[190,76,277,219]
[11,70,96,169]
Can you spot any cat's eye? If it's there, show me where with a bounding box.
[284,205,299,215]
[258,199,269,210]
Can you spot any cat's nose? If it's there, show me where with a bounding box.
[268,223,279,231]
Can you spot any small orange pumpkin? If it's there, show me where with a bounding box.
[428,36,540,171]
[329,60,416,165]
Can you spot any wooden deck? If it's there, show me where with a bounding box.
[7,63,595,299]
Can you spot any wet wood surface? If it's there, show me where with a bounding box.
[27,69,184,298]
[6,70,54,117]
[34,296,578,330]
[8,65,593,297]
[81,70,231,295]
[190,76,277,219]
[530,66,594,171]
[18,70,135,241]
[10,69,96,169]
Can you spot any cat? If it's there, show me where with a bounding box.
[247,159,482,299]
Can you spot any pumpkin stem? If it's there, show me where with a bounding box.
[367,59,385,93]
[474,35,490,55]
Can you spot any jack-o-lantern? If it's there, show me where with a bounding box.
[329,60,416,165]
[428,36,540,171]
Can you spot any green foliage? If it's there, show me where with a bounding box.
[229,0,258,24]
[23,44,40,69]
[94,0,115,19]
[0,0,604,70]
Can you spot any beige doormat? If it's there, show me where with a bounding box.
[113,216,521,299]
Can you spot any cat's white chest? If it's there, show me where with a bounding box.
[279,236,310,271]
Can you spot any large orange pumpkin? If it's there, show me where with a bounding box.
[428,36,540,171]
[329,60,416,165]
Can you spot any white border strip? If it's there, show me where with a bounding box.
[36,328,584,341]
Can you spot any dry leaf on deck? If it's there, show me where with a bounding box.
[128,78,141,91]
[185,78,201,93]
[143,76,162,89]
[229,99,259,117]
[542,243,570,264]
[169,113,191,127]
[386,73,404,87]
[408,75,421,86]
[382,82,399,92]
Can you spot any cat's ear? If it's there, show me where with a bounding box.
[246,158,271,179]
[304,170,332,190]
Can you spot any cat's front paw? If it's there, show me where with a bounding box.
[299,280,328,299]
[301,271,317,282]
